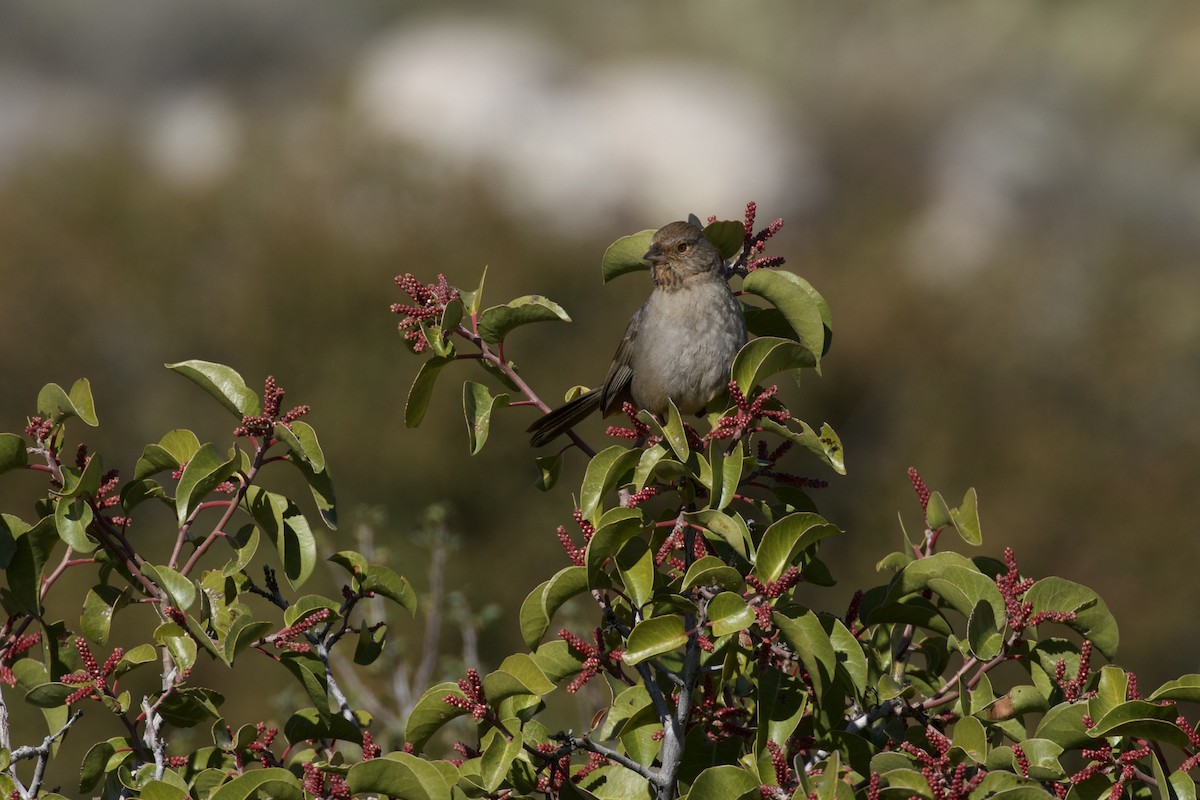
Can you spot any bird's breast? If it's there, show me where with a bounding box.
[630,282,747,415]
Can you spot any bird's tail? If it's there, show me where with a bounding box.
[527,388,602,447]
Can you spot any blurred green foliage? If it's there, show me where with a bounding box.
[0,0,1197,754]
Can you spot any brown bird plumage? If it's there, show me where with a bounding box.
[528,221,747,447]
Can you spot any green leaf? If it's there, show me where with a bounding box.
[759,418,845,474]
[1033,701,1093,749]
[826,617,869,698]
[708,592,756,637]
[405,356,453,429]
[82,585,128,646]
[623,615,687,666]
[705,440,743,511]
[684,509,753,564]
[534,451,564,491]
[7,515,58,614]
[142,564,196,610]
[460,266,487,316]
[221,525,260,577]
[463,382,510,455]
[25,682,75,708]
[683,556,744,593]
[731,337,815,394]
[154,623,197,673]
[483,653,555,703]
[1149,674,1200,703]
[209,768,302,800]
[966,599,1004,660]
[519,566,588,650]
[0,434,27,476]
[114,643,158,678]
[951,487,982,545]
[584,511,643,588]
[276,421,337,528]
[347,752,452,800]
[282,707,368,743]
[355,622,387,665]
[702,220,746,260]
[686,765,760,800]
[754,512,843,584]
[601,229,655,283]
[1024,577,1119,660]
[477,296,571,344]
[37,378,99,426]
[773,610,840,709]
[1087,700,1189,746]
[480,728,524,793]
[925,491,953,531]
[741,269,827,365]
[579,446,640,525]
[283,595,340,628]
[134,429,201,480]
[406,681,469,752]
[158,687,223,728]
[79,739,117,792]
[54,497,96,552]
[615,538,656,609]
[243,487,317,589]
[174,443,237,526]
[165,361,261,418]
[1011,738,1064,781]
[137,780,188,800]
[361,565,418,614]
[887,552,1005,624]
[952,715,988,763]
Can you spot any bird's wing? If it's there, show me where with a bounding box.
[598,303,643,413]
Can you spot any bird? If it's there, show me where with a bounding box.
[528,220,747,447]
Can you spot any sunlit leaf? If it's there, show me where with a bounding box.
[166,361,260,418]
[477,296,571,344]
[601,229,655,283]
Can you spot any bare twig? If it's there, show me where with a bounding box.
[10,709,83,797]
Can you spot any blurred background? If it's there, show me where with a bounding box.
[2,0,1199,776]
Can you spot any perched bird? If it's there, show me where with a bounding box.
[528,221,747,447]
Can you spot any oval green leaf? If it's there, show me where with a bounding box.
[601,229,655,283]
[623,615,688,666]
[477,296,571,344]
[165,361,260,418]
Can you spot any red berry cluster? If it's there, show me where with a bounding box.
[907,467,931,513]
[444,668,489,720]
[654,523,710,575]
[996,548,1077,634]
[361,729,381,761]
[61,637,123,705]
[1053,639,1093,703]
[707,383,790,443]
[899,726,986,800]
[730,201,787,274]
[271,607,330,654]
[556,508,596,566]
[302,761,350,800]
[234,376,309,439]
[391,273,459,354]
[558,628,623,693]
[0,632,41,687]
[605,402,658,444]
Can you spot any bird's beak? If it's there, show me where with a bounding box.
[643,244,667,265]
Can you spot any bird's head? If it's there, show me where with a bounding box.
[644,221,723,290]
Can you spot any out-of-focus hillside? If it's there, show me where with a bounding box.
[2,1,1199,771]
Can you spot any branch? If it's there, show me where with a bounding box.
[10,709,83,797]
[456,324,596,457]
[555,735,662,787]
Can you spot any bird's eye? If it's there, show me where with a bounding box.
[676,242,690,253]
